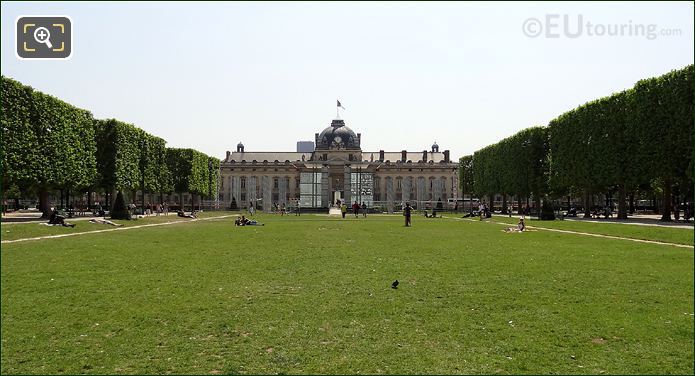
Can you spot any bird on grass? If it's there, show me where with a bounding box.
[391,280,399,289]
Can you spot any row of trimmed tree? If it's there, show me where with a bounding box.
[460,65,693,221]
[1,76,220,218]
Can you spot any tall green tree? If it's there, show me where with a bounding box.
[629,65,694,221]
[95,119,142,209]
[166,148,215,210]
[2,76,97,217]
[458,155,474,210]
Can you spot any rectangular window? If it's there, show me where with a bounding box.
[274,177,279,189]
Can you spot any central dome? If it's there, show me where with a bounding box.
[316,119,360,150]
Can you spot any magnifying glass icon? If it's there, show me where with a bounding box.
[33,27,53,49]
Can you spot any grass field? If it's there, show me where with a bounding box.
[0,212,226,242]
[486,216,693,246]
[1,213,693,374]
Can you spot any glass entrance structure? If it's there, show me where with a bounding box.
[350,171,374,206]
[299,171,323,208]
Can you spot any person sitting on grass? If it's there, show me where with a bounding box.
[567,206,577,217]
[240,215,264,226]
[603,206,612,219]
[48,210,76,228]
[504,218,526,233]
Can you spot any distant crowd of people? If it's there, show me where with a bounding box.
[337,200,368,219]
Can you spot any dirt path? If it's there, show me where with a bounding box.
[1,215,234,245]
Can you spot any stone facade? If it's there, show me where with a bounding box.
[219,119,460,211]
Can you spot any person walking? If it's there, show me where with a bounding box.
[352,201,360,218]
[340,202,347,218]
[361,202,367,217]
[404,202,412,227]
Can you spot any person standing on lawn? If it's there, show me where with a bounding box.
[404,202,412,227]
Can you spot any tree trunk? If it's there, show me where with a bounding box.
[39,189,52,218]
[87,190,92,211]
[517,195,523,215]
[652,194,659,214]
[629,192,635,214]
[567,195,571,211]
[617,185,628,219]
[526,195,530,212]
[59,189,64,210]
[583,191,591,218]
[534,196,541,219]
[660,180,672,221]
[501,194,508,214]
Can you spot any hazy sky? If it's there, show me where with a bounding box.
[1,1,693,160]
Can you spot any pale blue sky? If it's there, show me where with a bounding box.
[1,1,692,160]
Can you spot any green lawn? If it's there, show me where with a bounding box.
[1,214,693,374]
[481,216,694,246]
[1,211,228,242]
